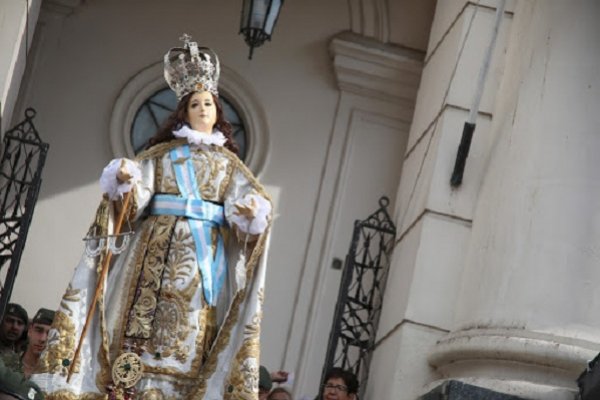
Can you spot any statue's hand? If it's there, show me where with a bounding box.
[233,197,257,219]
[116,159,133,184]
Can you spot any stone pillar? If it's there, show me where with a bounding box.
[429,1,600,399]
[367,1,513,398]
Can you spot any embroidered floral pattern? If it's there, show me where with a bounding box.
[125,215,176,339]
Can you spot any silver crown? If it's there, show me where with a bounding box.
[164,34,220,100]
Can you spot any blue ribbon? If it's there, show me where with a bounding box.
[148,145,227,306]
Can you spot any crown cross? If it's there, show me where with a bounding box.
[179,33,192,46]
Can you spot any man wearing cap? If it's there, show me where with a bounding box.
[259,365,273,400]
[0,304,28,355]
[2,308,54,379]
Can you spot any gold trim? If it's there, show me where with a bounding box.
[37,311,80,375]
[223,310,262,400]
[113,220,154,361]
[112,352,144,388]
[218,152,235,200]
[144,290,192,364]
[95,294,111,391]
[215,146,273,203]
[135,139,188,162]
[45,392,106,400]
[125,215,176,339]
[59,283,81,318]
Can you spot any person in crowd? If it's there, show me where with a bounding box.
[268,387,293,400]
[21,309,54,378]
[0,304,28,354]
[271,369,290,384]
[2,308,55,379]
[321,367,358,400]
[259,365,273,400]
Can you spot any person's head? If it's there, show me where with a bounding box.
[259,365,273,400]
[322,368,358,400]
[26,308,55,357]
[267,387,292,400]
[0,304,28,344]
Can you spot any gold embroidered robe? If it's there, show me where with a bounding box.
[32,139,271,400]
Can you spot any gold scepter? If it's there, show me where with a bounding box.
[67,189,133,383]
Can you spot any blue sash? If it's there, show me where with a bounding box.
[149,145,226,306]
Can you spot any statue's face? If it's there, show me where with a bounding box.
[186,91,217,133]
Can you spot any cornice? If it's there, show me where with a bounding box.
[329,32,424,104]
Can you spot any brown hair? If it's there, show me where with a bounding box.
[324,368,359,394]
[146,91,239,154]
[267,387,293,400]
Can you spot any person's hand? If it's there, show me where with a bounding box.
[271,370,289,383]
[116,159,133,184]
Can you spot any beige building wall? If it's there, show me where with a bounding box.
[367,1,600,399]
[430,1,600,398]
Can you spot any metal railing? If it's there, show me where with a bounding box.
[321,196,396,399]
[0,108,49,319]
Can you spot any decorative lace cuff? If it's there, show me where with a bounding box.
[99,158,142,200]
[229,194,271,235]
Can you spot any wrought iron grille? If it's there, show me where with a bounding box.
[320,196,396,398]
[0,108,49,319]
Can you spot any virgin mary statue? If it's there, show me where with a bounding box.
[32,35,273,400]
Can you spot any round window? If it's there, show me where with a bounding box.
[130,87,247,159]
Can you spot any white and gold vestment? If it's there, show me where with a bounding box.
[32,138,271,400]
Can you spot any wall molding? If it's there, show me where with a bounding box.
[348,0,389,42]
[330,32,424,106]
[428,327,597,389]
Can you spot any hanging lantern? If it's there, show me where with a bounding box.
[239,0,284,59]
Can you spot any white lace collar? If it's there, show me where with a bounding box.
[172,125,227,147]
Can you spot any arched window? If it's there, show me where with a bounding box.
[130,87,248,159]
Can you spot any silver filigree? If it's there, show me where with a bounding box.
[164,34,220,100]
